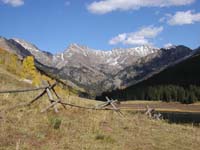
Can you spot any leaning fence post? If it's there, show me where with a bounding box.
[46,86,59,113]
[0,82,125,116]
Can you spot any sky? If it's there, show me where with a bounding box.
[0,0,200,53]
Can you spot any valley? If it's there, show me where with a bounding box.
[0,65,200,150]
[0,36,200,150]
[1,1,200,149]
[99,47,200,104]
[0,36,195,98]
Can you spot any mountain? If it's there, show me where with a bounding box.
[98,47,200,103]
[0,36,193,97]
[0,37,57,79]
[54,44,159,71]
[52,44,161,95]
[12,39,161,94]
[0,36,32,58]
[101,45,192,91]
[12,38,53,67]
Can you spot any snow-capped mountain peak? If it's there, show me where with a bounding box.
[64,43,159,58]
[0,36,192,96]
[12,38,160,70]
[12,38,53,66]
[51,44,160,71]
[12,38,40,53]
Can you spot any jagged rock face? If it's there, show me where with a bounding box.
[50,44,159,93]
[12,39,160,94]
[12,38,53,67]
[0,37,193,96]
[0,37,31,58]
[101,45,192,92]
[54,44,159,74]
[56,44,161,95]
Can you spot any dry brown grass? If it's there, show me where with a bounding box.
[0,68,200,150]
[121,101,200,113]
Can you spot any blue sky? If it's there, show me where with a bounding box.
[0,0,200,53]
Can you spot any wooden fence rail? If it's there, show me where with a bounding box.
[0,86,48,94]
[0,82,124,117]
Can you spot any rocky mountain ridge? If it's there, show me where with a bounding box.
[98,47,200,102]
[0,36,193,97]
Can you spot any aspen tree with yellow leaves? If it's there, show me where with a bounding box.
[21,56,41,86]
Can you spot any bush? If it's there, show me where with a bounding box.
[95,134,115,143]
[49,117,62,129]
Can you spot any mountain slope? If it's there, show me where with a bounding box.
[11,38,162,95]
[13,38,53,66]
[0,45,87,98]
[0,37,32,58]
[98,48,200,103]
[1,75,200,150]
[101,45,192,91]
[0,36,193,97]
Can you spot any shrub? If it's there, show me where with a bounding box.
[49,117,62,129]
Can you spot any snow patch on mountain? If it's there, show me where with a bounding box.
[12,38,40,53]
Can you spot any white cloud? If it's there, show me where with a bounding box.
[109,26,163,46]
[87,0,195,14]
[109,33,126,45]
[167,10,200,25]
[164,43,174,48]
[1,0,24,7]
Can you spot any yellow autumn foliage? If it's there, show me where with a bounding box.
[0,48,22,75]
[21,56,42,86]
[0,49,77,95]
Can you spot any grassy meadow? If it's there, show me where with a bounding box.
[0,66,200,150]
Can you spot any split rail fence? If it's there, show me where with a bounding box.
[0,82,124,116]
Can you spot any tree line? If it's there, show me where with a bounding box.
[97,85,200,104]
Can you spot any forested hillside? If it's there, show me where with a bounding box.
[98,49,200,104]
[0,48,80,96]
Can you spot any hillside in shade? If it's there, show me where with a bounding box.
[97,48,200,104]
